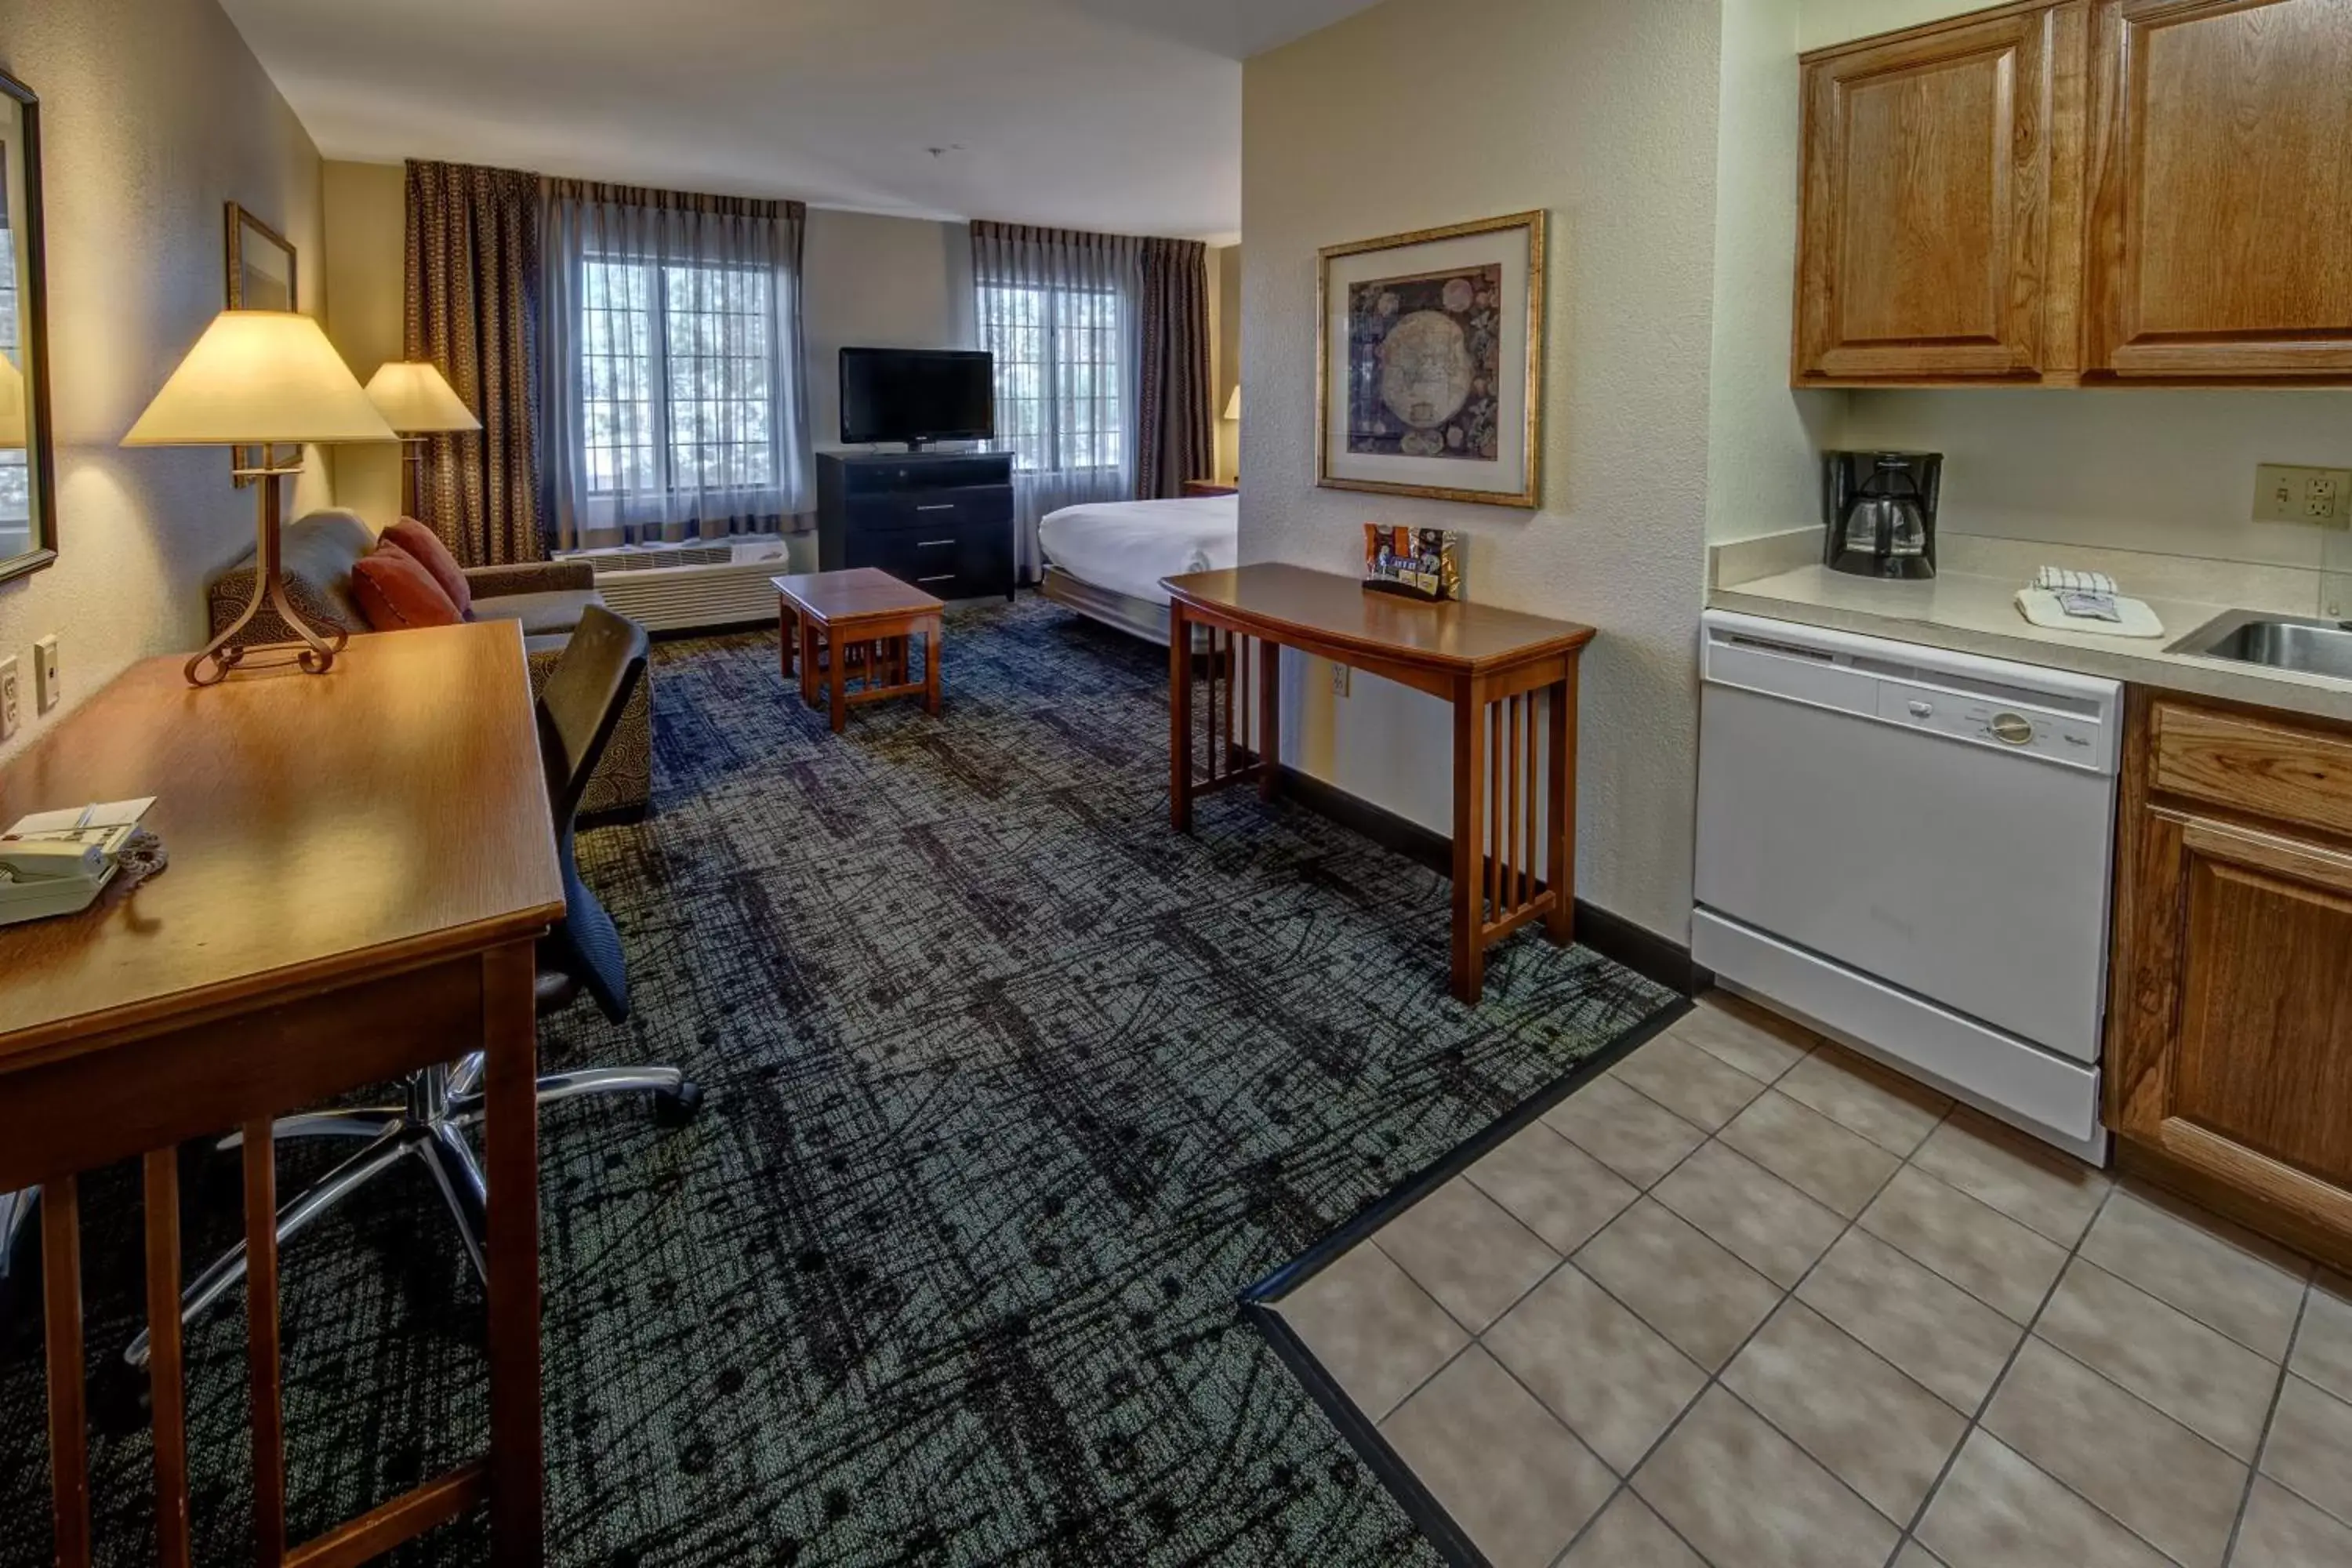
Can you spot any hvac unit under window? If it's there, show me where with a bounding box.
[557,534,803,633]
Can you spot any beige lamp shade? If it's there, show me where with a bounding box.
[0,353,24,449]
[122,310,397,447]
[365,361,481,434]
[1223,385,1240,421]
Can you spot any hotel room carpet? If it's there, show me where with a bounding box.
[0,593,1676,1566]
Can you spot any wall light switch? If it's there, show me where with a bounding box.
[0,656,17,742]
[2255,464,2352,527]
[31,634,57,713]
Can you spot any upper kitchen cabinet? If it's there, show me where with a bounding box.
[1793,1,2088,386]
[2083,0,2352,380]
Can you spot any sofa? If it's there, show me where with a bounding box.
[206,510,652,819]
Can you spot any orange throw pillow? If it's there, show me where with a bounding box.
[350,545,463,630]
[378,517,473,618]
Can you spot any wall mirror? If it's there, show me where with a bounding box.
[225,201,296,486]
[0,67,54,583]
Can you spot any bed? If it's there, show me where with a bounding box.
[1037,492,1240,645]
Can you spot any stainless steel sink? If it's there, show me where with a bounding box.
[2172,611,2352,681]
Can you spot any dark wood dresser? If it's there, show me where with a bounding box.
[815,451,1016,601]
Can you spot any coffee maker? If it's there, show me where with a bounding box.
[1824,450,1941,580]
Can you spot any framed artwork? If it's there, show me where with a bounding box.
[224,201,296,485]
[0,67,55,584]
[1317,210,1544,508]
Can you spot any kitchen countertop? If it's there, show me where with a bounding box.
[1710,562,2352,725]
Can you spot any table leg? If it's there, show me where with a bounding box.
[245,1127,286,1566]
[1450,677,1489,1004]
[829,646,850,732]
[42,1177,89,1568]
[1545,669,1578,946]
[1258,637,1282,801]
[800,624,820,710]
[778,600,797,682]
[924,620,942,716]
[144,1151,192,1568]
[484,941,544,1566]
[1169,604,1194,831]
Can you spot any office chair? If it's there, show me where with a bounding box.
[126,607,701,1371]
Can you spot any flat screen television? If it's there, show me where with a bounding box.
[839,347,995,451]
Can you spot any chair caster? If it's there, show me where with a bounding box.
[653,1081,704,1128]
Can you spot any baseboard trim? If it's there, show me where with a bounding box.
[1272,765,1700,997]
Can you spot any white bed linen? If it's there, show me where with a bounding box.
[1038,494,1239,606]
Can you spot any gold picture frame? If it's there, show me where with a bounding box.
[1316,210,1545,509]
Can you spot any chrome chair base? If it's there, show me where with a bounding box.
[124,1053,697,1371]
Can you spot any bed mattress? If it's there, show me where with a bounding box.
[1038,494,1239,606]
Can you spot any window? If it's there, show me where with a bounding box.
[978,283,1123,474]
[578,257,775,499]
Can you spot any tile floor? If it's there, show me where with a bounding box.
[1274,995,2352,1568]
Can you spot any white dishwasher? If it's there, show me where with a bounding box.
[1693,610,2122,1160]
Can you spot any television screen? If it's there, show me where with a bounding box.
[840,347,995,448]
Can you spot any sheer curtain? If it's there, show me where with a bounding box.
[542,181,809,550]
[971,222,1142,580]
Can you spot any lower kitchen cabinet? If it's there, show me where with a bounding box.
[2108,689,2352,1270]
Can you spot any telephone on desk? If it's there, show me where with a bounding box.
[0,798,155,925]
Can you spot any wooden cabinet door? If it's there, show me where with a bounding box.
[1794,2,2086,384]
[2111,806,2352,1240]
[2085,0,2352,379]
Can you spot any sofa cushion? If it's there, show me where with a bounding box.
[470,589,604,637]
[351,546,464,630]
[378,517,474,618]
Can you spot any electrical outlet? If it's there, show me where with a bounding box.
[1330,662,1350,699]
[31,634,57,713]
[0,656,17,742]
[2254,464,2352,526]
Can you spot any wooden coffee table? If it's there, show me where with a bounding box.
[774,568,945,732]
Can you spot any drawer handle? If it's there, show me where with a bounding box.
[916,573,956,584]
[916,538,956,547]
[915,503,956,512]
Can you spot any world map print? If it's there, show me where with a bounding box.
[1345,262,1503,462]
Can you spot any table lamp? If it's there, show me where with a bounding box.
[364,361,480,517]
[123,310,397,686]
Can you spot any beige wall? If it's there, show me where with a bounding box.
[1243,0,1722,941]
[1213,244,1242,485]
[0,0,327,760]
[804,208,975,457]
[323,158,407,528]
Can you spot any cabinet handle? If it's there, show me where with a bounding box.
[915,503,956,512]
[916,538,956,547]
[916,573,956,584]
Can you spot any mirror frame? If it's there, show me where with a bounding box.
[0,67,55,585]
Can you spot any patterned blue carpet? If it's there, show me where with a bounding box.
[0,592,1675,1565]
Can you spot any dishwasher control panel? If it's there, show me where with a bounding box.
[1873,683,2104,765]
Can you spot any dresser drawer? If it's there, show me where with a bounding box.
[844,485,1012,534]
[869,521,1012,601]
[2151,701,2352,840]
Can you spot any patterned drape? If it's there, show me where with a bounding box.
[405,160,544,565]
[1135,238,1211,499]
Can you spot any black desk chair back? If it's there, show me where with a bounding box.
[537,605,647,1022]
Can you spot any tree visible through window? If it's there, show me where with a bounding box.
[579,256,775,499]
[978,283,1123,474]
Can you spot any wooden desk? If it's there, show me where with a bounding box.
[1181,480,1240,498]
[1163,564,1595,1004]
[0,621,561,1567]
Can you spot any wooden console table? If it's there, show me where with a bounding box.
[0,621,560,1566]
[1163,564,1595,1004]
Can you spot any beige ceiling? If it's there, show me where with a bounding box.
[220,0,1386,240]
